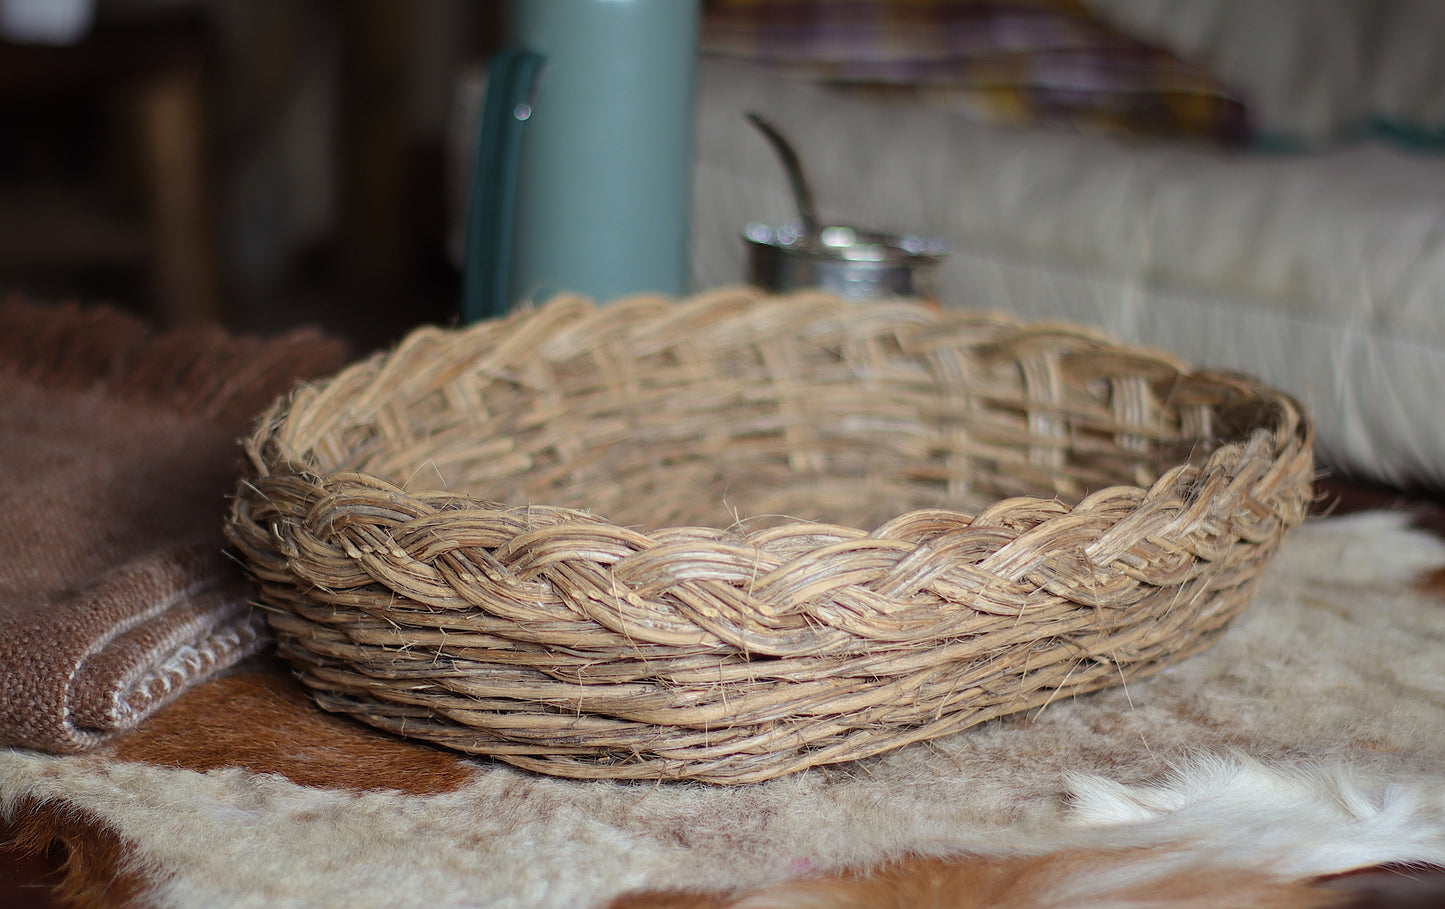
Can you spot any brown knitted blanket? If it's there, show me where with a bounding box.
[0,296,348,752]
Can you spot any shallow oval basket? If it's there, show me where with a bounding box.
[226,289,1314,784]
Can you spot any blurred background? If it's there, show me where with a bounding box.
[3,0,1444,500]
[0,0,502,351]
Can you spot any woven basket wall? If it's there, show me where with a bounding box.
[226,289,1314,784]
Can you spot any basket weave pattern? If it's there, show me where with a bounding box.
[227,290,1313,784]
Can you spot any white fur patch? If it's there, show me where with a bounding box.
[1067,754,1445,876]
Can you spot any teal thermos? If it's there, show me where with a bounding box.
[463,0,700,321]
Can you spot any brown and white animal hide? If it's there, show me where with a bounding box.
[2,511,1444,908]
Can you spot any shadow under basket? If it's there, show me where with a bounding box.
[226,289,1314,784]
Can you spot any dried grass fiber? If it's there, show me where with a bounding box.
[226,289,1313,783]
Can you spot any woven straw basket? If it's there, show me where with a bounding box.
[227,289,1313,784]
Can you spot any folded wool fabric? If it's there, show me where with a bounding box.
[0,296,349,752]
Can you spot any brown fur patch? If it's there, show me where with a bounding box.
[607,850,1350,909]
[1417,566,1445,598]
[2,666,476,906]
[3,798,154,908]
[1320,864,1445,908]
[105,665,474,795]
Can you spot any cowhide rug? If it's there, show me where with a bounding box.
[3,510,1444,908]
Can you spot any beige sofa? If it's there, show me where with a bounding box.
[690,2,1445,491]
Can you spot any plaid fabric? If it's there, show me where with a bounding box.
[702,0,1249,143]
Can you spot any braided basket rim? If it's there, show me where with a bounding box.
[227,289,1315,784]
